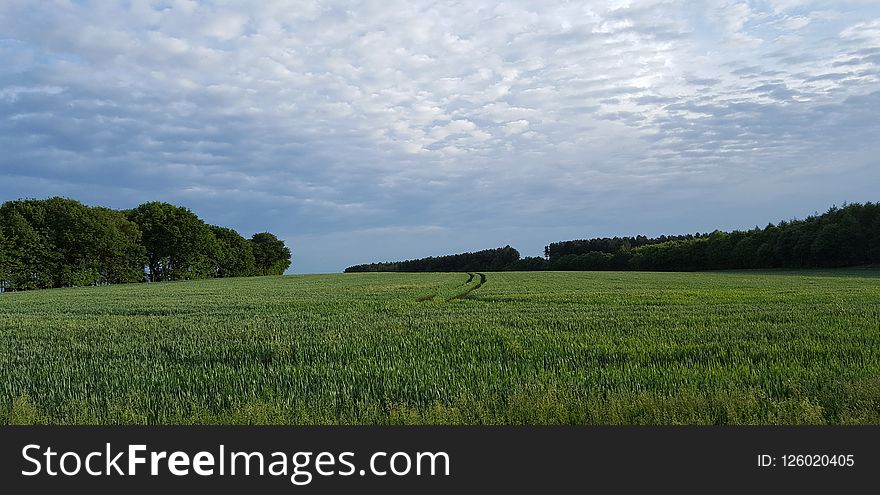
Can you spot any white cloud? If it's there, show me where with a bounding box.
[1,0,879,271]
[780,15,812,30]
[503,119,530,136]
[201,14,249,41]
[840,19,880,43]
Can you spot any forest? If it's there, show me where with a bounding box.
[344,246,521,272]
[544,202,880,271]
[0,197,291,291]
[345,203,880,273]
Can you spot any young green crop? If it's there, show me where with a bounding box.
[0,270,878,424]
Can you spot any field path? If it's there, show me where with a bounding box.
[451,272,486,299]
[419,272,486,302]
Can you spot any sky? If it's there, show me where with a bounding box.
[2,0,879,273]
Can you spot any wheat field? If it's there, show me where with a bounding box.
[1,270,878,424]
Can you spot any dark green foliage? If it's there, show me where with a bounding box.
[550,251,614,271]
[0,198,145,289]
[250,232,292,275]
[0,204,49,289]
[545,203,880,271]
[506,256,549,271]
[0,197,290,291]
[211,226,256,278]
[91,207,147,284]
[545,233,708,259]
[345,246,520,273]
[0,229,6,285]
[127,202,218,282]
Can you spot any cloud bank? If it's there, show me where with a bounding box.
[2,0,879,272]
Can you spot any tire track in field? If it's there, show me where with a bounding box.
[450,272,486,300]
[418,272,486,302]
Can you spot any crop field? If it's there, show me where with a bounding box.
[1,270,879,425]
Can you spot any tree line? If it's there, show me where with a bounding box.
[344,246,520,272]
[344,203,880,273]
[544,233,711,259]
[543,203,880,271]
[0,197,291,291]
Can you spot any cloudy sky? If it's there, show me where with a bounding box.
[2,0,879,273]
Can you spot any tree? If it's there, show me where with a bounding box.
[250,232,292,275]
[0,198,146,289]
[42,197,104,287]
[0,197,284,291]
[489,246,521,270]
[92,207,146,284]
[211,225,256,278]
[507,257,548,271]
[811,223,847,267]
[127,202,218,281]
[0,200,54,289]
[0,228,8,288]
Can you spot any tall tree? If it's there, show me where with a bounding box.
[250,232,292,275]
[0,198,145,288]
[127,202,218,281]
[43,197,104,287]
[92,207,146,284]
[0,200,55,289]
[0,228,8,288]
[211,225,256,278]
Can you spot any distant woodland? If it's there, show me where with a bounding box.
[0,198,291,291]
[345,246,521,273]
[345,202,880,273]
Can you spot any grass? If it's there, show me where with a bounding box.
[1,270,878,424]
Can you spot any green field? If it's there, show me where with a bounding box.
[1,270,879,425]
